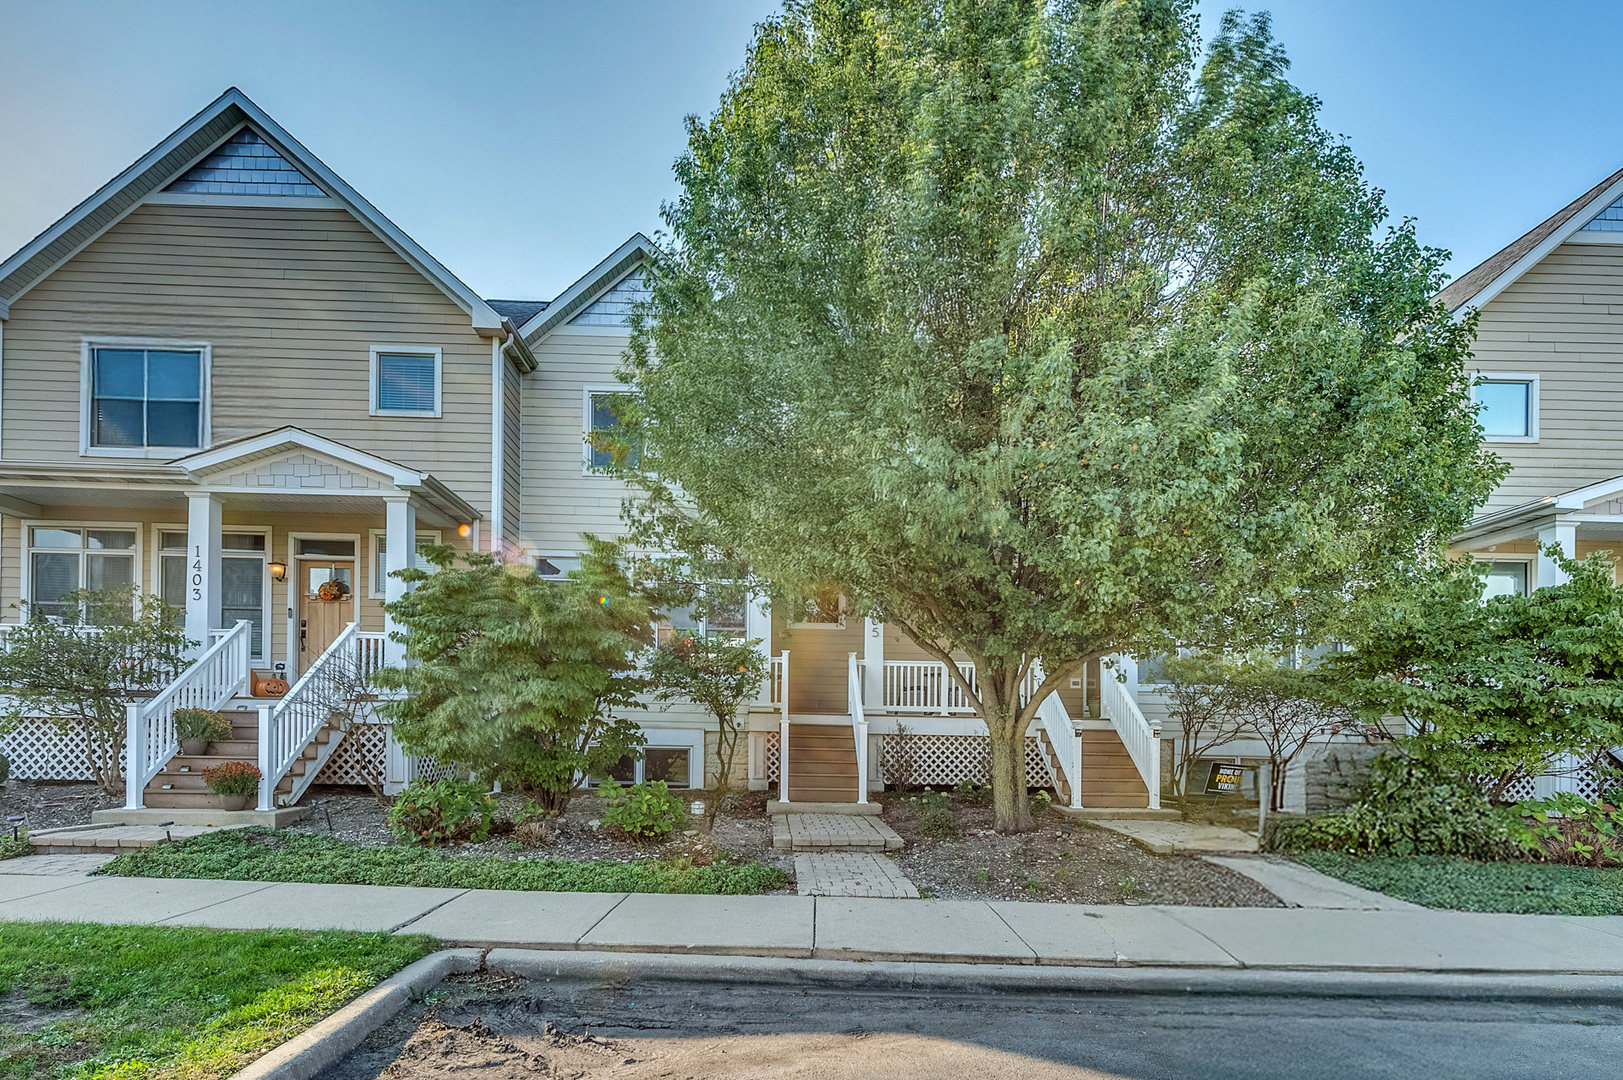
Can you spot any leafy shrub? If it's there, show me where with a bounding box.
[0,833,29,860]
[1509,792,1623,867]
[1029,789,1053,817]
[173,708,234,743]
[202,760,261,797]
[100,829,790,894]
[952,779,990,806]
[601,780,687,841]
[1263,754,1515,859]
[905,790,961,839]
[386,778,495,845]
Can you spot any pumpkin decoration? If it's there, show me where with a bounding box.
[253,674,290,698]
[316,578,348,601]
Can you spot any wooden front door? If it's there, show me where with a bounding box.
[298,559,354,673]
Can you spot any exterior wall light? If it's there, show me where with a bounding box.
[268,561,287,582]
[458,523,472,538]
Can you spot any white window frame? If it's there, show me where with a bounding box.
[1472,552,1536,595]
[587,728,704,789]
[21,520,144,618]
[152,524,273,661]
[1472,372,1539,443]
[534,552,584,580]
[583,384,631,474]
[369,346,443,418]
[367,528,443,598]
[80,338,212,459]
[788,591,848,630]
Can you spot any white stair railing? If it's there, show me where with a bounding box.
[847,652,869,804]
[258,622,366,811]
[775,650,790,802]
[1026,662,1082,809]
[124,620,253,809]
[1099,656,1161,809]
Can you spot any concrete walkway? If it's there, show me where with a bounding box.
[1094,818,1259,854]
[4,862,1623,972]
[1206,855,1423,911]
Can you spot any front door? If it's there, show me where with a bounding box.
[298,559,354,673]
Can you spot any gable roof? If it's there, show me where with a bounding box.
[0,88,503,333]
[519,233,656,344]
[486,299,550,325]
[1435,164,1623,316]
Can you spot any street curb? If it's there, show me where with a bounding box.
[486,949,1623,1003]
[231,948,485,1080]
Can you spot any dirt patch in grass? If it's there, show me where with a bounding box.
[882,794,1281,906]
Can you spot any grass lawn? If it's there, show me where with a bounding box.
[98,829,789,894]
[1296,853,1623,915]
[0,922,430,1080]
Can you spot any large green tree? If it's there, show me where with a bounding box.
[620,0,1503,830]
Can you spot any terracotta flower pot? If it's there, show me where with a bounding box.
[180,738,209,757]
[217,794,251,811]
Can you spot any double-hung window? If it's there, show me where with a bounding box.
[584,388,638,471]
[87,345,205,451]
[371,530,441,596]
[654,589,747,645]
[28,527,137,621]
[1473,375,1538,441]
[370,347,441,416]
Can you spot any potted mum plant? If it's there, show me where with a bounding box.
[174,708,233,757]
[202,760,261,811]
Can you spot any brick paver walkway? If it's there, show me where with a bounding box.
[771,813,904,851]
[795,852,919,898]
[29,824,247,854]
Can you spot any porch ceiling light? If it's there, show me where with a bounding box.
[269,561,287,582]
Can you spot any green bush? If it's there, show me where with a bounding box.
[0,833,30,860]
[600,780,687,841]
[1263,754,1515,859]
[201,760,261,797]
[173,707,234,743]
[98,829,788,894]
[1509,792,1623,867]
[386,778,495,845]
[905,791,961,839]
[952,779,990,806]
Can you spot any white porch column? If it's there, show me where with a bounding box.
[184,493,222,653]
[864,617,884,710]
[1536,521,1577,589]
[383,496,417,665]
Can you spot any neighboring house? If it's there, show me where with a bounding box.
[0,89,1160,817]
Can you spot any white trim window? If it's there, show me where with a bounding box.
[656,589,748,644]
[82,340,209,456]
[535,554,583,580]
[583,386,637,472]
[159,529,270,658]
[592,730,704,789]
[26,525,139,621]
[1473,374,1539,442]
[1480,558,1532,599]
[370,347,442,417]
[787,586,847,630]
[369,529,442,597]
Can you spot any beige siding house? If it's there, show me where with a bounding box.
[0,89,1160,817]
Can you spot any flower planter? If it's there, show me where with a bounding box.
[179,738,209,757]
[216,794,252,811]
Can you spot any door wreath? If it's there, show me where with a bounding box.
[316,579,349,601]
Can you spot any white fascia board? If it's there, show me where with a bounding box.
[172,425,425,488]
[1451,174,1623,320]
[520,233,656,342]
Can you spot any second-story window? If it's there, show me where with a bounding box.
[585,388,638,471]
[90,347,203,449]
[371,347,442,417]
[1474,376,1537,441]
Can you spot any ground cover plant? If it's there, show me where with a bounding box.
[97,829,788,894]
[0,922,429,1080]
[1296,853,1623,916]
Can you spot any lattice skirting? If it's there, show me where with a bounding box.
[1497,754,1610,803]
[875,733,1053,789]
[0,718,93,780]
[313,724,389,786]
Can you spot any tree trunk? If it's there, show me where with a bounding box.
[706,723,739,830]
[988,726,1031,833]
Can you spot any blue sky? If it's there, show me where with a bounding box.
[0,1,1617,301]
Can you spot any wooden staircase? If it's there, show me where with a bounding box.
[785,723,861,803]
[143,707,333,809]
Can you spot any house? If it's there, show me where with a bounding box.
[0,90,1164,818]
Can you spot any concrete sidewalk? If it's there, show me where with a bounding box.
[3,867,1623,974]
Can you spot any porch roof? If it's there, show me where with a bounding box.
[1454,473,1623,548]
[0,427,478,527]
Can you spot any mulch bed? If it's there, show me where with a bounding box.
[881,792,1282,906]
[0,780,122,832]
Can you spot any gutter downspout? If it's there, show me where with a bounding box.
[490,336,505,559]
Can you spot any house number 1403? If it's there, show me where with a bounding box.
[191,545,205,602]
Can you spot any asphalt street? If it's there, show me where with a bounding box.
[321,972,1623,1080]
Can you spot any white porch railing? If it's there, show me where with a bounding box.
[1027,661,1083,809]
[1100,656,1160,809]
[124,620,254,809]
[257,622,370,810]
[773,650,791,801]
[881,660,979,713]
[847,653,869,804]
